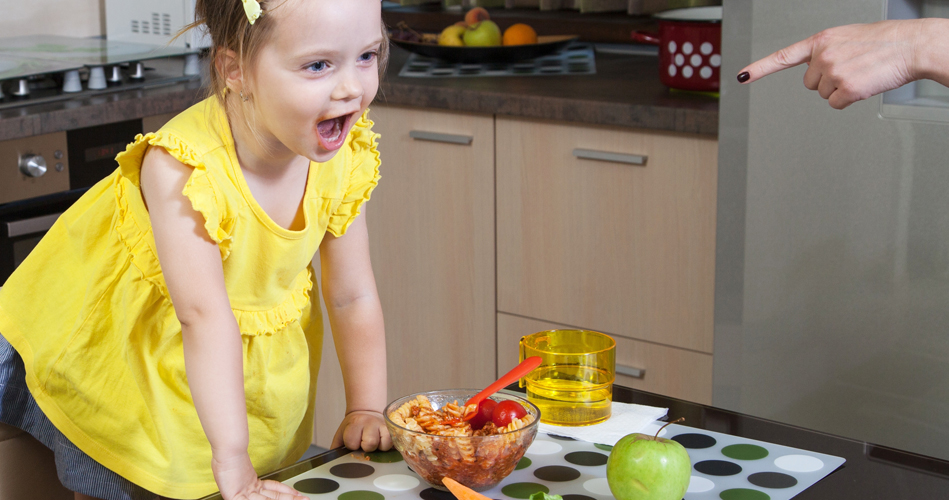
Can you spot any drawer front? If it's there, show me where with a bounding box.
[497,313,712,405]
[496,117,717,353]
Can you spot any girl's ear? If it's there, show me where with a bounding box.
[216,48,244,93]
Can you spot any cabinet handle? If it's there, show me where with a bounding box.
[6,213,61,237]
[616,364,645,379]
[409,130,473,145]
[573,148,647,166]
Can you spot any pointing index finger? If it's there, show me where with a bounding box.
[738,36,815,83]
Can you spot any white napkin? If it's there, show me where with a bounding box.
[538,402,668,446]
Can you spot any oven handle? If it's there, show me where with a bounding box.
[6,213,61,237]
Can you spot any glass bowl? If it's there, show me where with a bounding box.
[384,389,540,491]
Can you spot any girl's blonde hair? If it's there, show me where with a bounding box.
[185,0,390,103]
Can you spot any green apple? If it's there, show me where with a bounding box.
[606,419,691,500]
[437,24,466,47]
[463,20,502,47]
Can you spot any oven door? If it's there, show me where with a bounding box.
[0,212,60,281]
[0,192,82,284]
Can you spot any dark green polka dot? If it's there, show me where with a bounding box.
[565,451,609,467]
[594,443,613,452]
[294,478,339,494]
[330,463,375,479]
[694,460,742,476]
[501,482,549,499]
[534,466,581,482]
[672,433,717,449]
[748,472,798,489]
[515,457,533,470]
[420,488,455,500]
[719,488,770,500]
[338,491,385,500]
[366,449,404,463]
[722,444,769,461]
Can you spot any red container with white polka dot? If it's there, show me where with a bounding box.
[631,6,722,92]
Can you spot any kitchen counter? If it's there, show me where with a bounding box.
[201,384,949,500]
[377,45,718,135]
[0,44,718,142]
[0,74,205,142]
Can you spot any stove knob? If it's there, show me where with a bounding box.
[19,154,48,178]
[13,79,29,98]
[88,66,107,90]
[63,70,82,93]
[128,62,145,81]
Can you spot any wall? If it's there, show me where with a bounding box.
[0,0,104,38]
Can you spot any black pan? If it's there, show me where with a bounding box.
[391,35,579,64]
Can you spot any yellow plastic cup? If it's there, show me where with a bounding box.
[519,329,616,426]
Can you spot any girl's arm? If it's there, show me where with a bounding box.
[319,212,391,451]
[140,146,305,500]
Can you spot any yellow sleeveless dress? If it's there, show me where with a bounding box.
[0,97,381,498]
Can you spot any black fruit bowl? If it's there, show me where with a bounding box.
[390,35,579,64]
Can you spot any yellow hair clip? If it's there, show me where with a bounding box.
[242,0,262,25]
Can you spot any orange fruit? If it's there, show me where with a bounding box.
[502,23,538,46]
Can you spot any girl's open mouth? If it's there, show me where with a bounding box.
[316,113,354,151]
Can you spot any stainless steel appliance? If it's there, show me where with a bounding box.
[0,35,200,110]
[717,0,949,461]
[0,33,201,282]
[0,120,144,282]
[105,0,211,50]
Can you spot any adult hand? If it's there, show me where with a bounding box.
[332,410,393,452]
[737,20,921,109]
[212,452,307,500]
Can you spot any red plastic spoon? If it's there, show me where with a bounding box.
[463,356,543,421]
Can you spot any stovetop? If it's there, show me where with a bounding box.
[0,35,201,111]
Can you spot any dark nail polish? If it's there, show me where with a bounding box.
[737,72,750,83]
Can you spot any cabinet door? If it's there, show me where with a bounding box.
[496,117,717,353]
[497,313,712,404]
[369,105,497,396]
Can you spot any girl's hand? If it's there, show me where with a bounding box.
[331,410,393,452]
[738,20,921,109]
[212,452,307,500]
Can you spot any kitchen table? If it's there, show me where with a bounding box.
[200,384,949,499]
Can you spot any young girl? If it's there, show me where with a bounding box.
[0,0,390,499]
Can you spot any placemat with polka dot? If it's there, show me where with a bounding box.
[282,424,844,500]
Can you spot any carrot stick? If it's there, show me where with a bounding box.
[442,477,492,500]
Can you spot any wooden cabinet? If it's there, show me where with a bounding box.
[311,105,498,447]
[496,117,717,354]
[495,117,716,402]
[497,313,713,404]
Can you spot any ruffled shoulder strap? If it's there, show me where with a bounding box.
[115,131,235,260]
[326,109,382,237]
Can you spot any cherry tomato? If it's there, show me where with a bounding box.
[468,399,498,431]
[492,400,528,428]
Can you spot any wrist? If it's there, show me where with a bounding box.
[346,409,384,416]
[211,444,250,463]
[912,18,949,84]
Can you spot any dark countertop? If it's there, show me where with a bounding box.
[376,45,719,135]
[200,384,949,500]
[0,77,206,142]
[1,43,718,142]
